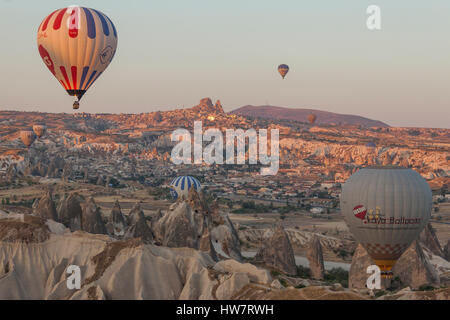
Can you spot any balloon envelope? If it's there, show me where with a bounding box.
[37,6,118,104]
[340,166,432,276]
[170,176,202,200]
[20,130,36,147]
[307,113,317,124]
[33,124,47,138]
[278,64,289,79]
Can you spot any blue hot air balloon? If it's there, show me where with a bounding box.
[169,176,202,200]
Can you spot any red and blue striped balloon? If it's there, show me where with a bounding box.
[37,6,118,107]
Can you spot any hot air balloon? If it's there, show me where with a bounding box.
[20,130,36,147]
[307,113,317,124]
[37,6,118,110]
[278,64,289,79]
[169,176,202,200]
[340,166,432,278]
[33,124,47,138]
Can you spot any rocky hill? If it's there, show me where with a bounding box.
[230,105,389,127]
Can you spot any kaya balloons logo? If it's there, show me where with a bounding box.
[353,205,384,223]
[353,205,422,225]
[353,205,367,220]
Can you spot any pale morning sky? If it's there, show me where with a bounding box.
[0,0,449,128]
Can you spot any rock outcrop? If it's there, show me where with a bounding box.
[419,223,443,257]
[34,191,58,221]
[198,217,218,261]
[57,193,83,231]
[378,287,450,300]
[81,197,107,235]
[306,235,325,279]
[123,203,153,243]
[96,175,104,186]
[154,188,239,261]
[392,241,440,289]
[254,224,297,275]
[348,244,376,289]
[210,215,242,262]
[154,201,199,248]
[213,259,271,284]
[107,200,127,237]
[215,273,250,300]
[0,213,271,300]
[192,98,224,114]
[444,239,450,262]
[239,227,349,252]
[0,213,50,243]
[232,285,370,300]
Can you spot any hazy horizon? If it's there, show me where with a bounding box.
[1,0,449,128]
[0,103,445,129]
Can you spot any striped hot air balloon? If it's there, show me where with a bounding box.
[278,64,289,79]
[307,113,317,124]
[33,124,47,138]
[340,166,432,278]
[20,130,36,147]
[169,176,202,200]
[37,6,118,109]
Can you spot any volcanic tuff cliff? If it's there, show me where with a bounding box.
[0,210,268,300]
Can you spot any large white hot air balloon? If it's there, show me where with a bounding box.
[340,166,432,277]
[37,6,118,110]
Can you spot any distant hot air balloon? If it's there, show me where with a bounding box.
[37,6,118,110]
[278,64,289,79]
[20,130,36,147]
[307,113,317,124]
[341,166,432,278]
[169,176,202,200]
[33,124,47,138]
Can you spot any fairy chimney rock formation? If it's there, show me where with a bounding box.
[392,241,440,289]
[124,202,153,243]
[419,223,444,257]
[254,224,297,275]
[81,197,107,235]
[57,193,83,231]
[34,191,58,221]
[349,244,375,289]
[306,235,325,280]
[109,200,127,237]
